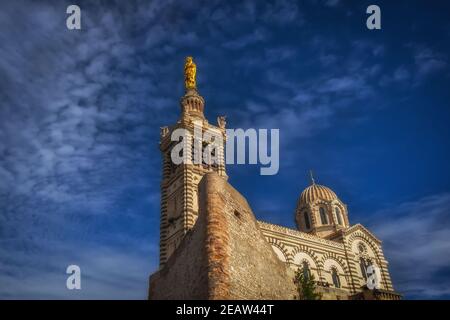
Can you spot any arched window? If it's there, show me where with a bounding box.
[303,211,311,229]
[331,268,341,288]
[360,258,368,280]
[335,207,343,225]
[319,207,328,225]
[302,261,311,280]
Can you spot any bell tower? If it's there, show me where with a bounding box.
[158,57,227,267]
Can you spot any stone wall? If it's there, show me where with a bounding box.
[149,172,296,300]
[148,198,208,299]
[206,174,297,299]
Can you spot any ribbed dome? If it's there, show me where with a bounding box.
[299,183,338,205]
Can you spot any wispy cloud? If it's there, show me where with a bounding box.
[325,0,340,8]
[223,28,268,50]
[368,193,450,299]
[0,239,157,299]
[414,47,448,77]
[0,0,172,299]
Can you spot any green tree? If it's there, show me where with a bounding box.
[294,268,322,300]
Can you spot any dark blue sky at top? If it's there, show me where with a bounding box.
[0,0,449,299]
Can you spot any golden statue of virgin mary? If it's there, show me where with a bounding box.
[184,56,196,90]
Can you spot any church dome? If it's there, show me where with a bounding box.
[299,183,338,205]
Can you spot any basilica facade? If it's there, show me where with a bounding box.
[149,58,401,300]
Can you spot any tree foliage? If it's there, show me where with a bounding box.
[294,268,322,300]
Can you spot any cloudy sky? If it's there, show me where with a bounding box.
[0,0,449,299]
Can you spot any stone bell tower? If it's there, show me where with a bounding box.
[158,57,227,267]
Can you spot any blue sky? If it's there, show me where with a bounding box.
[0,0,449,299]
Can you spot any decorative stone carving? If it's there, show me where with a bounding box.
[160,126,169,139]
[217,115,226,129]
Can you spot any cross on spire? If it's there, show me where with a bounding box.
[309,170,316,185]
